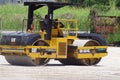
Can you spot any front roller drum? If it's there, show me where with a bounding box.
[59,58,101,66]
[74,40,102,65]
[76,58,101,66]
[59,40,102,66]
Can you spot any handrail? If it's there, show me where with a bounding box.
[0,17,2,38]
[22,18,79,38]
[58,19,78,37]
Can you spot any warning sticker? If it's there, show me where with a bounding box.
[11,38,16,43]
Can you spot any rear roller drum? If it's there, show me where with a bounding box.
[5,40,50,66]
[5,56,49,66]
[32,58,50,66]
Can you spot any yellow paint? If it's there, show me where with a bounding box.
[52,29,59,37]
[76,53,107,58]
[28,53,57,59]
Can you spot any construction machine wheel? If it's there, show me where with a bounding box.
[32,58,50,66]
[59,58,78,65]
[59,40,102,66]
[77,58,101,66]
[75,40,102,66]
[59,58,101,66]
[4,39,50,66]
[77,33,107,45]
[31,39,50,66]
[5,56,49,66]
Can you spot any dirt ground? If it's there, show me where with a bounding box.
[0,47,120,80]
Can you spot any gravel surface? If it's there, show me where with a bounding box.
[0,47,120,80]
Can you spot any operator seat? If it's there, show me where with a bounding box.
[39,20,64,37]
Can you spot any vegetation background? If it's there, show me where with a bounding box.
[0,0,120,44]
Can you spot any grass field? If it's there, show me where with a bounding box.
[0,4,90,31]
[0,4,27,31]
[1,4,120,30]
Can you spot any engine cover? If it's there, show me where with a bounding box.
[1,32,41,46]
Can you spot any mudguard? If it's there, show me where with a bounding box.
[77,33,107,45]
[1,32,41,46]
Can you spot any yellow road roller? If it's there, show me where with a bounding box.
[0,2,107,66]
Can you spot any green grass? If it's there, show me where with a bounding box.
[0,4,28,31]
[0,4,91,31]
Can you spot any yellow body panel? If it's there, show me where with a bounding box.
[52,29,58,37]
[78,46,107,49]
[0,44,107,59]
[76,53,107,58]
[28,53,56,59]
